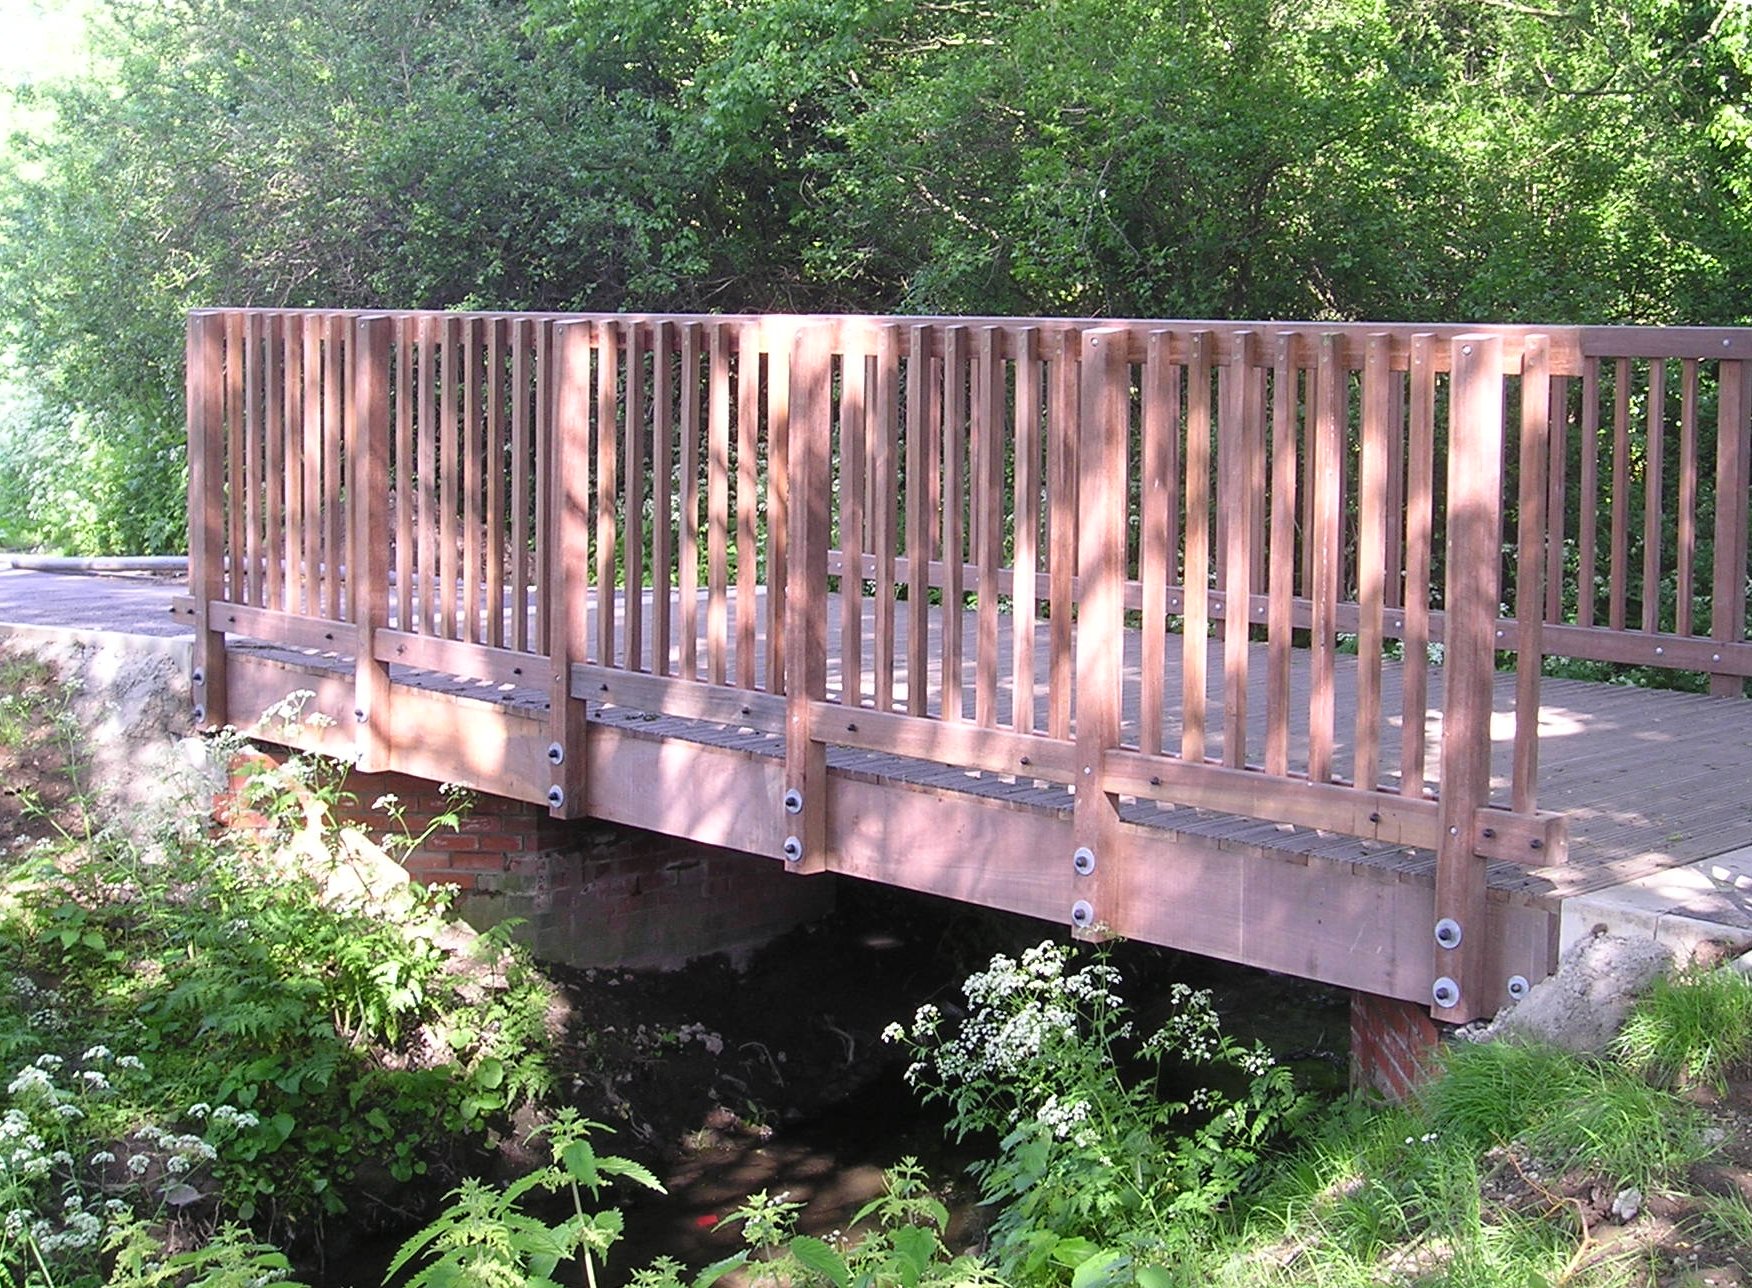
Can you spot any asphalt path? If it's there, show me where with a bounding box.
[0,567,191,637]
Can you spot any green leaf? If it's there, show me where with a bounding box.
[787,1236,850,1288]
[473,1056,505,1089]
[597,1154,665,1193]
[1135,1268,1177,1288]
[692,1253,749,1288]
[560,1139,599,1186]
[1070,1249,1130,1288]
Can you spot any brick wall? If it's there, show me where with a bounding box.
[1349,990,1442,1101]
[215,753,834,970]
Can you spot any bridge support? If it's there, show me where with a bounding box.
[1350,990,1442,1101]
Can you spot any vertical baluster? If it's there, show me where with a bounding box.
[1265,335,1298,777]
[486,319,507,649]
[1642,358,1665,635]
[1513,336,1551,814]
[736,322,759,688]
[652,322,674,676]
[1011,328,1042,736]
[905,326,931,717]
[626,322,647,672]
[1220,332,1259,770]
[265,314,285,614]
[1308,334,1343,785]
[1181,331,1212,764]
[766,323,791,694]
[464,318,484,643]
[1353,334,1390,791]
[707,326,730,684]
[1048,334,1076,740]
[1135,333,1171,754]
[1400,336,1437,795]
[974,327,1002,727]
[679,323,702,682]
[942,326,966,721]
[596,320,620,669]
[1676,359,1698,638]
[873,325,900,713]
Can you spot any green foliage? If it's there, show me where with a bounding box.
[652,1159,995,1288]
[0,686,556,1281]
[1615,965,1752,1090]
[885,941,1310,1282]
[386,1109,675,1288]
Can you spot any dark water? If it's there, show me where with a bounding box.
[317,890,1350,1286]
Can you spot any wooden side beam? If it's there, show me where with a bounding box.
[187,311,229,730]
[1434,334,1505,1023]
[546,320,593,817]
[1071,328,1130,936]
[350,314,393,771]
[783,323,832,872]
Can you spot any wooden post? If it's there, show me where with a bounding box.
[546,320,593,818]
[1433,334,1504,1023]
[350,315,393,771]
[783,323,831,873]
[187,311,228,730]
[1071,328,1130,938]
[1711,360,1751,698]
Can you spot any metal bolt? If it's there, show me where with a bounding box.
[547,785,565,809]
[1482,826,1496,840]
[192,704,206,724]
[191,667,206,686]
[546,742,565,765]
[783,788,804,815]
[1506,975,1530,1000]
[1070,899,1095,929]
[1530,838,1544,850]
[1654,646,1664,656]
[1073,846,1096,876]
[354,708,368,724]
[1434,918,1463,949]
[1432,976,1460,1008]
[782,835,804,863]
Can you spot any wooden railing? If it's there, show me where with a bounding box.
[185,309,1752,1020]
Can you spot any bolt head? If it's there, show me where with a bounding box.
[1070,899,1095,928]
[1435,918,1463,949]
[783,788,804,815]
[1072,846,1096,876]
[1432,976,1460,1008]
[1506,974,1530,1000]
[546,786,566,809]
[546,742,565,765]
[782,835,804,863]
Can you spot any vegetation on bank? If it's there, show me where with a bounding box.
[4,652,1752,1285]
[3,0,1752,553]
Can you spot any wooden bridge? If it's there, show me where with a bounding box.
[178,310,1752,1023]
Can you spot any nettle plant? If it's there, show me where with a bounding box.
[885,942,1311,1286]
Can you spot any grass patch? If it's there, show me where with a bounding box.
[1615,966,1752,1090]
